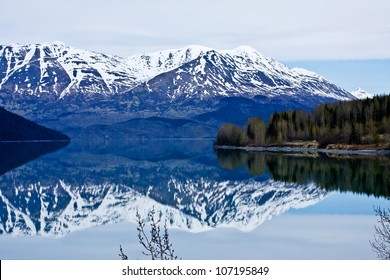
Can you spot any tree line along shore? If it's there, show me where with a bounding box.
[215,94,390,150]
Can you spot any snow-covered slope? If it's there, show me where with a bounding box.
[127,45,211,82]
[351,87,374,99]
[130,46,354,101]
[0,42,143,97]
[0,42,354,101]
[0,43,212,98]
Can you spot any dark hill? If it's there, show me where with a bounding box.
[0,107,69,141]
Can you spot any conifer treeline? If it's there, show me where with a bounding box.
[215,95,390,148]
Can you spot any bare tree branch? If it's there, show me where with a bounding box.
[120,207,178,260]
[118,245,128,260]
[370,206,390,260]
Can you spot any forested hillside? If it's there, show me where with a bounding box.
[215,95,390,148]
[0,107,70,141]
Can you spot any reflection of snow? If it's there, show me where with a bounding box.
[0,177,328,237]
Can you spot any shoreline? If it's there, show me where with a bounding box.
[215,145,390,155]
[0,139,70,143]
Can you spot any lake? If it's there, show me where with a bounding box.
[0,139,389,259]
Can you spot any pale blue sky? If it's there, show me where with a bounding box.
[285,60,390,94]
[1,0,389,93]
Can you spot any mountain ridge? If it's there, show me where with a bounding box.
[0,42,359,137]
[129,48,354,101]
[0,42,355,101]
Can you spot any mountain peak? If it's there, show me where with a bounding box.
[134,45,211,58]
[44,41,67,47]
[6,41,68,49]
[351,87,374,99]
[183,44,211,53]
[222,45,261,59]
[233,45,259,54]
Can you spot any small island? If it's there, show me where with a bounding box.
[215,94,390,153]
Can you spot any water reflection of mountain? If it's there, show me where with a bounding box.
[1,140,329,236]
[216,149,390,198]
[0,141,69,176]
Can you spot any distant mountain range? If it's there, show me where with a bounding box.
[0,42,355,100]
[0,42,365,138]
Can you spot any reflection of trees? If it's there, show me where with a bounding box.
[216,149,390,198]
[215,149,267,175]
[370,207,390,260]
[0,141,69,176]
[216,149,248,170]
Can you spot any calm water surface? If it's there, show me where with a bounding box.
[0,140,389,259]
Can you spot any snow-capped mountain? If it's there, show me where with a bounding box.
[351,87,374,99]
[127,45,211,82]
[0,42,139,97]
[0,42,211,98]
[0,42,354,101]
[133,46,353,100]
[0,42,359,135]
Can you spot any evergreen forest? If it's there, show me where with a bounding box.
[0,106,70,141]
[215,95,390,148]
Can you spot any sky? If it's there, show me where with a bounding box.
[1,0,389,93]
